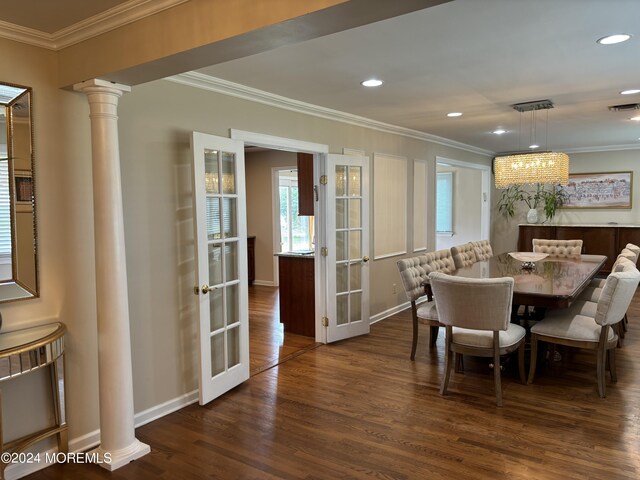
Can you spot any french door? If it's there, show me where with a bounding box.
[325,154,370,342]
[191,132,249,405]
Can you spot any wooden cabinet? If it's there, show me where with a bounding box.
[518,224,640,273]
[247,236,255,285]
[277,254,315,337]
[297,152,314,216]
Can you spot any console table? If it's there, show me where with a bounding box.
[518,224,640,273]
[0,322,67,478]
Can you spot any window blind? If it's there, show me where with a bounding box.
[436,172,453,234]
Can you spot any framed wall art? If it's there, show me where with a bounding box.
[560,171,632,209]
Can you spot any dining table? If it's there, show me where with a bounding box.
[450,252,607,309]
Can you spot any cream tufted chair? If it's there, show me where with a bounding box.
[470,240,494,261]
[624,243,640,262]
[428,272,526,406]
[581,256,637,345]
[397,250,456,359]
[451,243,478,269]
[529,266,640,397]
[532,238,583,258]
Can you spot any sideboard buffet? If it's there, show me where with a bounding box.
[518,224,640,273]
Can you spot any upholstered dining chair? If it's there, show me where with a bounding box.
[451,243,478,269]
[528,267,640,397]
[428,272,526,406]
[470,240,494,261]
[590,247,638,290]
[579,256,637,345]
[532,238,583,257]
[397,249,456,360]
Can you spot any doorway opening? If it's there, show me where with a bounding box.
[239,135,326,375]
[435,156,491,250]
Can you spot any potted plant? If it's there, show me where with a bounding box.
[497,183,567,223]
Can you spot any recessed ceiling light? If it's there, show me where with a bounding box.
[529,144,540,149]
[597,34,632,45]
[447,112,463,117]
[493,129,506,135]
[631,116,640,121]
[361,79,383,87]
[621,89,640,95]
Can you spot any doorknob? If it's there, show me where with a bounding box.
[201,284,212,294]
[362,256,370,263]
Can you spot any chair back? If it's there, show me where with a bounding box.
[623,244,640,264]
[595,268,640,326]
[612,256,636,272]
[532,238,583,257]
[471,240,493,261]
[451,243,478,269]
[428,272,513,331]
[617,248,636,264]
[397,249,455,302]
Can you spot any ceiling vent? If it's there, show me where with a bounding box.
[608,103,640,112]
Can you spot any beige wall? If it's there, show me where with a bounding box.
[0,37,98,444]
[245,150,297,284]
[436,165,483,250]
[491,149,640,255]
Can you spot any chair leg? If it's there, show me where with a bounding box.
[528,334,538,384]
[518,341,526,385]
[597,347,606,398]
[440,343,452,396]
[608,348,617,384]
[616,321,624,348]
[429,325,439,350]
[622,313,628,332]
[454,353,464,373]
[493,337,502,407]
[410,316,418,360]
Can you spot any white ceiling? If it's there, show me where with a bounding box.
[1,0,639,154]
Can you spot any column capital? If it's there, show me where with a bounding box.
[74,79,131,96]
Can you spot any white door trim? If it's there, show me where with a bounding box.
[231,129,329,343]
[435,156,492,243]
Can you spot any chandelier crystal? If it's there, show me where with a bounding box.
[494,100,569,188]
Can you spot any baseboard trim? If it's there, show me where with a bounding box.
[252,280,275,287]
[7,390,199,479]
[370,301,411,324]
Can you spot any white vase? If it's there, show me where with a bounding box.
[527,208,539,224]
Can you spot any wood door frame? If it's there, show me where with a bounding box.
[230,129,329,343]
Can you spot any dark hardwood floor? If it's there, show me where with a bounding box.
[249,285,319,375]
[28,291,640,479]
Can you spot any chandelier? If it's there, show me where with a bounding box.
[494,100,569,189]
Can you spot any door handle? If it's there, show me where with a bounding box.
[201,284,212,294]
[362,256,370,263]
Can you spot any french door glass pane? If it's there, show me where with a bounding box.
[209,288,224,331]
[337,263,348,293]
[350,292,362,322]
[208,244,223,286]
[337,294,348,325]
[206,197,222,240]
[223,198,237,238]
[228,326,240,368]
[204,149,219,194]
[336,199,347,229]
[349,230,361,260]
[221,152,236,194]
[336,166,347,197]
[224,242,238,281]
[336,231,348,261]
[211,333,225,377]
[226,283,239,327]
[349,199,361,228]
[349,166,361,196]
[350,262,361,290]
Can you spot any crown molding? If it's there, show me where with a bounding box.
[0,0,187,50]
[166,72,494,157]
[562,144,640,154]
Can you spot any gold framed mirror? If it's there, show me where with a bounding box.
[0,82,37,302]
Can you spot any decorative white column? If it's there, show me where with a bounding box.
[74,79,150,470]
